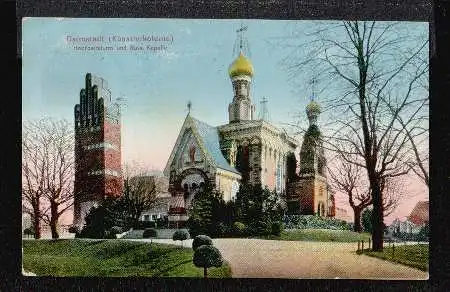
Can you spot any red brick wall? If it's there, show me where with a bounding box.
[104,121,122,197]
[74,120,122,202]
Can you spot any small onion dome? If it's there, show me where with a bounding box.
[228,51,254,78]
[306,100,321,115]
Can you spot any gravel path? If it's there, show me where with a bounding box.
[131,238,428,279]
[212,239,428,279]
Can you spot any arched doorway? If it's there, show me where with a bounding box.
[178,168,208,209]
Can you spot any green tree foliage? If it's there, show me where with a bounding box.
[362,207,373,234]
[77,197,127,239]
[271,221,283,236]
[418,221,429,241]
[232,222,246,236]
[193,245,223,278]
[234,184,285,236]
[186,184,232,238]
[192,235,213,251]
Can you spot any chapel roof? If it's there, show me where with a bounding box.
[190,116,240,174]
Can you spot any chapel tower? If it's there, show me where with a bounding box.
[286,91,334,217]
[228,25,255,123]
[73,73,123,228]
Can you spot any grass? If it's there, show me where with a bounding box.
[361,244,429,271]
[22,239,232,277]
[259,228,372,242]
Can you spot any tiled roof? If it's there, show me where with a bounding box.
[170,195,185,208]
[190,116,240,174]
[408,201,429,226]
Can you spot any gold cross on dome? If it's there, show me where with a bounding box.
[236,22,248,50]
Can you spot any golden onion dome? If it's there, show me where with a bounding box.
[228,51,254,78]
[306,100,321,114]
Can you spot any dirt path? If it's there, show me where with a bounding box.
[211,239,428,279]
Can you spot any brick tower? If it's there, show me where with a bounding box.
[73,73,122,228]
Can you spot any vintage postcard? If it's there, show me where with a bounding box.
[21,18,429,279]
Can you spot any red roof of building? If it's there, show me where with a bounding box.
[408,201,429,226]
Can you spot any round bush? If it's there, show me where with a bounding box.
[173,230,189,241]
[143,228,158,238]
[271,221,283,236]
[192,235,213,251]
[233,222,246,236]
[110,226,123,235]
[193,245,223,269]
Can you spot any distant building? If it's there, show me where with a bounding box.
[388,201,429,235]
[136,175,171,224]
[408,201,429,226]
[140,193,171,223]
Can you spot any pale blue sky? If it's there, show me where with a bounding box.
[22,18,312,169]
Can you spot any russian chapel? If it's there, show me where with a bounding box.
[163,27,335,227]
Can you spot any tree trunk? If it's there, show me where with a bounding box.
[204,267,207,278]
[50,202,59,239]
[353,208,362,233]
[33,205,41,239]
[371,183,384,251]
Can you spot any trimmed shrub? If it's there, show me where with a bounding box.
[173,230,189,246]
[271,221,283,236]
[192,235,213,251]
[233,222,246,236]
[110,226,123,235]
[143,228,158,239]
[193,245,223,278]
[283,215,351,231]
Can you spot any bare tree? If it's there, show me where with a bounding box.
[22,120,47,239]
[280,21,428,250]
[327,155,371,232]
[328,152,406,232]
[396,113,429,187]
[41,119,74,239]
[122,163,161,228]
[22,118,74,239]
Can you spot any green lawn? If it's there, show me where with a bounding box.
[259,229,371,242]
[22,239,232,277]
[362,244,429,271]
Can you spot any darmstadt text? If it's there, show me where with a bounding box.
[66,35,174,43]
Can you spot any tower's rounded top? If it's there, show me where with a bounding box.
[228,51,254,78]
[306,100,321,115]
